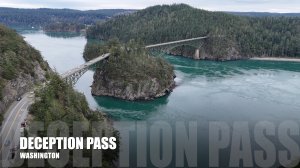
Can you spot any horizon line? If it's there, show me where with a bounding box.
[0,6,299,14]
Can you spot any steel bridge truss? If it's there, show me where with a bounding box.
[61,54,109,86]
[145,36,208,56]
[61,37,208,86]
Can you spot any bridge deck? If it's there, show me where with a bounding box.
[61,36,208,80]
[145,36,208,49]
[61,53,110,78]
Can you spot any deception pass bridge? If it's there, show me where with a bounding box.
[0,35,208,167]
[61,36,208,85]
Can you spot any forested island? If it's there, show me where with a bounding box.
[84,39,175,101]
[43,22,86,33]
[0,8,135,32]
[87,4,299,60]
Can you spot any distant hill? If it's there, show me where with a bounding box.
[87,4,299,60]
[226,12,300,17]
[0,7,136,28]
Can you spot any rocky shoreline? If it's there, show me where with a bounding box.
[251,57,300,62]
[172,51,299,62]
[91,70,176,101]
[85,39,176,101]
[168,45,245,61]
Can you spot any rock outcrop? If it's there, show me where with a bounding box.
[91,69,175,101]
[169,45,244,61]
[0,62,47,114]
[0,24,50,120]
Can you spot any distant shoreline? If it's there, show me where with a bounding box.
[251,57,300,63]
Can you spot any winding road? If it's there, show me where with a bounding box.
[0,93,34,167]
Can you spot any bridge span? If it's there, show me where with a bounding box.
[146,36,208,59]
[145,36,208,49]
[61,53,110,85]
[61,36,208,85]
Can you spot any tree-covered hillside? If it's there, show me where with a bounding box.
[87,4,299,58]
[25,74,119,167]
[0,7,136,28]
[43,22,86,32]
[227,12,300,17]
[0,24,48,90]
[0,25,48,77]
[0,24,50,123]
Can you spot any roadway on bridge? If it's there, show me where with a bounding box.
[145,36,208,49]
[61,36,208,81]
[61,53,110,79]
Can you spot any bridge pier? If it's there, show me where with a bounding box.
[146,36,207,59]
[194,48,200,60]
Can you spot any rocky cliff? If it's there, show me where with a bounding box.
[0,62,47,115]
[169,45,244,61]
[0,24,50,122]
[91,68,175,101]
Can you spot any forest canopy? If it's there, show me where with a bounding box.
[0,8,135,28]
[0,24,49,98]
[87,4,300,58]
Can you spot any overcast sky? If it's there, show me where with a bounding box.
[0,0,299,13]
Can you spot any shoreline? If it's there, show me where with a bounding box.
[251,57,300,63]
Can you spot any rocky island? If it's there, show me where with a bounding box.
[84,39,175,101]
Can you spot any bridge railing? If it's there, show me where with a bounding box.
[145,36,208,49]
[60,36,209,85]
[61,53,110,79]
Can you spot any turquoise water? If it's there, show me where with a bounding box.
[21,31,300,167]
[21,31,300,122]
[96,57,300,122]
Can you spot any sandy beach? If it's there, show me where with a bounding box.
[251,57,300,63]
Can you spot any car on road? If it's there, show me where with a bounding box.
[4,140,10,147]
[17,97,22,101]
[21,120,27,127]
[10,146,17,152]
[9,152,15,160]
[21,122,26,127]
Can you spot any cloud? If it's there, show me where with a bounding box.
[234,0,273,3]
[0,2,44,8]
[0,0,299,12]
